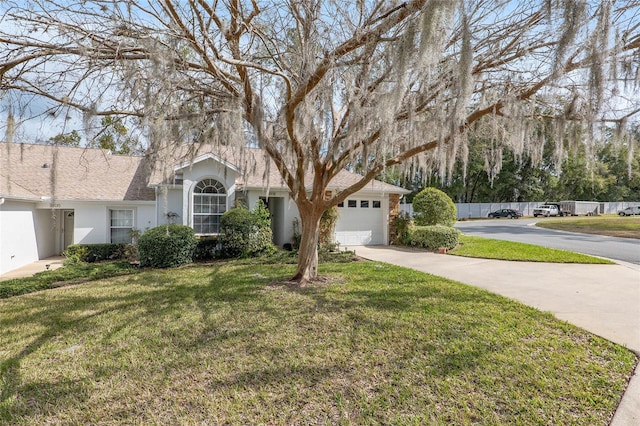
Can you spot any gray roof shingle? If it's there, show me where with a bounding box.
[149,144,409,194]
[1,142,407,201]
[0,142,154,201]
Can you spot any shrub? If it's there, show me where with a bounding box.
[194,237,220,261]
[392,211,413,245]
[63,245,89,264]
[252,199,271,228]
[124,243,139,263]
[220,208,255,258]
[219,201,275,258]
[410,225,459,251]
[412,187,457,226]
[124,228,141,262]
[63,243,126,264]
[137,224,197,268]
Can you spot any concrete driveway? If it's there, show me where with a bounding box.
[353,246,640,425]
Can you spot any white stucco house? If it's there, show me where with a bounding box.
[0,142,408,276]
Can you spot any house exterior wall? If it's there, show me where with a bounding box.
[0,200,40,276]
[135,205,157,234]
[0,199,156,277]
[37,201,155,245]
[156,187,183,225]
[180,158,238,230]
[33,209,58,258]
[244,190,394,247]
[245,189,300,248]
[73,204,110,244]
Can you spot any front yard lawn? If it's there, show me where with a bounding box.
[0,260,635,424]
[0,261,138,299]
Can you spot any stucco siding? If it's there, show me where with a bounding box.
[180,158,238,230]
[73,204,108,244]
[245,190,300,248]
[0,200,39,276]
[67,202,155,244]
[156,188,183,226]
[136,205,156,233]
[33,209,58,258]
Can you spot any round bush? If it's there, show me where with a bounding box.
[220,203,274,258]
[138,224,197,268]
[412,187,457,226]
[410,225,459,251]
[220,208,255,258]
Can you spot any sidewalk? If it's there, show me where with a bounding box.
[0,256,65,281]
[352,246,640,426]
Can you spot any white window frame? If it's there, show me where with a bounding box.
[192,178,227,235]
[110,209,135,244]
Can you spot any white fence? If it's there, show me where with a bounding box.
[399,201,640,220]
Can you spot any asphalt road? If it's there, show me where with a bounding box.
[454,218,640,265]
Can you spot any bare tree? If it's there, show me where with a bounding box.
[1,0,639,282]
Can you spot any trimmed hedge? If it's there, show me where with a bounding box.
[137,224,197,268]
[64,243,127,263]
[410,225,459,251]
[412,187,457,226]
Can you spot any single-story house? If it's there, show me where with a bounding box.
[0,141,408,276]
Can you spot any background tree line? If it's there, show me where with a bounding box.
[381,125,640,203]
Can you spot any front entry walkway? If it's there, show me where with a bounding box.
[353,245,640,426]
[0,256,65,281]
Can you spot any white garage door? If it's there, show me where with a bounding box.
[335,198,385,246]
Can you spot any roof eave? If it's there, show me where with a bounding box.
[174,153,241,174]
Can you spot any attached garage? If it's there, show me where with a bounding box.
[335,197,386,246]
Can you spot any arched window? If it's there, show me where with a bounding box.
[193,179,226,234]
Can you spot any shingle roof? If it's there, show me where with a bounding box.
[149,144,409,194]
[0,142,155,201]
[1,142,408,202]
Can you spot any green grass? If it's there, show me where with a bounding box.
[0,260,635,424]
[450,235,614,263]
[0,251,355,300]
[536,215,640,239]
[0,261,138,299]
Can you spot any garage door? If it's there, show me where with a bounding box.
[335,198,385,245]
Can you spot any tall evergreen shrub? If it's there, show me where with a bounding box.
[412,187,457,226]
[137,224,197,268]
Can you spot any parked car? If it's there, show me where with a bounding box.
[618,206,640,216]
[488,209,522,219]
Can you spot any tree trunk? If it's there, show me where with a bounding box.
[291,209,323,284]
